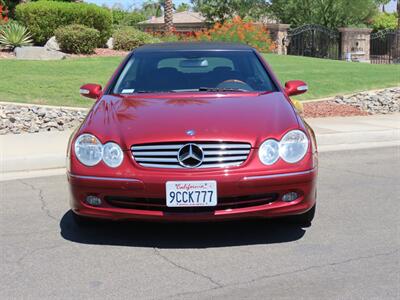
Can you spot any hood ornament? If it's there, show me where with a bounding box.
[186,129,196,136]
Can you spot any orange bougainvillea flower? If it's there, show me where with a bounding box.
[192,18,275,53]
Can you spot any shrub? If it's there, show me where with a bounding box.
[55,24,99,54]
[194,17,276,53]
[120,12,146,26]
[15,1,112,45]
[0,4,8,22]
[150,29,194,42]
[113,27,160,51]
[0,22,32,49]
[112,9,145,26]
[372,13,398,31]
[111,8,129,25]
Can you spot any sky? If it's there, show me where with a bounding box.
[86,0,191,10]
[86,0,398,12]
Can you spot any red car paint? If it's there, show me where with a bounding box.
[67,44,317,222]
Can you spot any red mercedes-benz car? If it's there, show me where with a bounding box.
[67,42,317,226]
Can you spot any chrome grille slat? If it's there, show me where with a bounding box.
[198,162,243,168]
[203,150,250,156]
[132,142,251,169]
[203,156,248,163]
[139,161,243,169]
[134,151,178,157]
[132,145,184,150]
[198,144,251,149]
[135,157,178,163]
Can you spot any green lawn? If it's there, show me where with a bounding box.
[0,54,398,107]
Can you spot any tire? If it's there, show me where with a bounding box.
[287,204,316,226]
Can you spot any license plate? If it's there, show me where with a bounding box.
[166,181,217,207]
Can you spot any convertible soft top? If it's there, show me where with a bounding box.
[134,42,255,52]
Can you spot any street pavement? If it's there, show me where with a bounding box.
[1,147,399,299]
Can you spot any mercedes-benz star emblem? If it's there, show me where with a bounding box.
[177,143,204,168]
[186,129,196,136]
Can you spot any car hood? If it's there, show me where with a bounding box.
[80,92,299,149]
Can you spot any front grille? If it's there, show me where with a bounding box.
[105,193,278,213]
[131,142,251,169]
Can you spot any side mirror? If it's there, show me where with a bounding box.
[79,83,102,99]
[284,80,308,96]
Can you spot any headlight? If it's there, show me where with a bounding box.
[103,142,124,168]
[258,130,309,165]
[74,134,103,166]
[279,130,309,163]
[258,139,280,165]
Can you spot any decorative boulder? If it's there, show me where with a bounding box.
[44,36,60,51]
[106,37,114,50]
[14,47,67,60]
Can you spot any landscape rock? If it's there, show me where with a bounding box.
[44,36,60,51]
[106,37,114,50]
[0,104,88,135]
[14,46,67,60]
[334,88,400,114]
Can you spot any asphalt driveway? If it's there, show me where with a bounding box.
[1,147,399,299]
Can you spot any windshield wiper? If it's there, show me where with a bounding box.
[135,90,178,93]
[198,87,249,92]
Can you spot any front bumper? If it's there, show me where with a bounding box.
[68,168,317,222]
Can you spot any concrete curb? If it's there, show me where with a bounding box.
[0,101,89,111]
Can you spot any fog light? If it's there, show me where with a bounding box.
[282,192,299,202]
[85,195,102,206]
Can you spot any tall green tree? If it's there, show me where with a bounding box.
[142,0,163,17]
[176,3,190,12]
[191,0,269,23]
[398,0,400,29]
[269,0,379,29]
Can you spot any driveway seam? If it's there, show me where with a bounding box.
[166,248,399,299]
[19,180,59,222]
[153,248,223,288]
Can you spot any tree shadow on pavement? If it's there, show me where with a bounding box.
[60,210,306,249]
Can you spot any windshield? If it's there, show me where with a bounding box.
[111,50,277,94]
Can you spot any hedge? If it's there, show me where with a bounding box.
[113,27,160,51]
[55,24,99,54]
[15,1,112,46]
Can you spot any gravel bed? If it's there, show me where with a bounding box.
[0,48,128,60]
[0,104,87,135]
[303,87,399,118]
[303,101,369,118]
[334,87,399,114]
[0,50,14,59]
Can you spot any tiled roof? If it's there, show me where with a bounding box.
[139,11,206,24]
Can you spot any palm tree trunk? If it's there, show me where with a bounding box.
[397,0,400,30]
[164,0,173,33]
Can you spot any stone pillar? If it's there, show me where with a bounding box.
[266,23,290,55]
[339,28,373,62]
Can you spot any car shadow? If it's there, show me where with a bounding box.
[60,210,307,249]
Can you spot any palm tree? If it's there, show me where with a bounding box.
[143,0,163,18]
[397,0,400,29]
[164,0,173,32]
